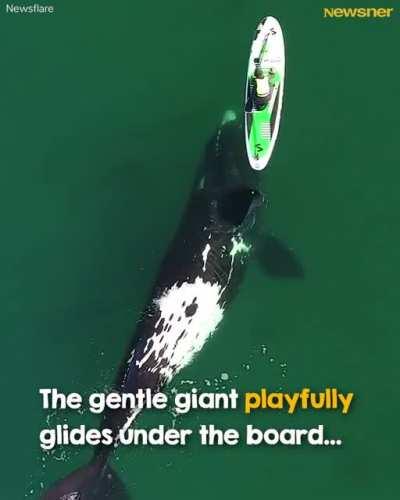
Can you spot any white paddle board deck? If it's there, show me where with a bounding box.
[244,17,285,170]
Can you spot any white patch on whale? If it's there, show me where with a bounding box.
[61,493,80,500]
[230,236,251,257]
[121,235,252,434]
[202,243,211,271]
[136,277,224,382]
[119,406,142,439]
[224,235,252,286]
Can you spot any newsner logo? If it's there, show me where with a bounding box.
[323,7,394,18]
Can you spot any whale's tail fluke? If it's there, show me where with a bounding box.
[42,456,130,500]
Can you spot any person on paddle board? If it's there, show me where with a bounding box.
[253,66,270,110]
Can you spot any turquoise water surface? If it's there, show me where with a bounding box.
[1,1,399,499]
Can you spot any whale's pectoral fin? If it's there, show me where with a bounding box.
[256,233,304,278]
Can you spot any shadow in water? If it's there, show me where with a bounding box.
[256,234,304,279]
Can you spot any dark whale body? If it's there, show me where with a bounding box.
[43,112,264,500]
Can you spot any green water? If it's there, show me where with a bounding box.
[1,0,399,498]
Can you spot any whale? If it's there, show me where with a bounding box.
[43,111,265,500]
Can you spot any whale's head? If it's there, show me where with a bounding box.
[200,110,264,234]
